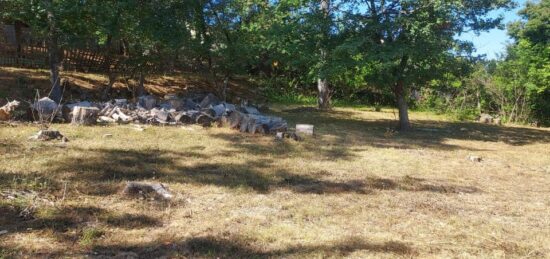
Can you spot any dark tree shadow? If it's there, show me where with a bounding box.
[0,204,160,239]
[209,132,358,161]
[42,147,481,196]
[273,107,550,150]
[102,213,162,230]
[90,236,415,258]
[0,136,25,154]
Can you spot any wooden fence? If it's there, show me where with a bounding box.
[0,24,126,73]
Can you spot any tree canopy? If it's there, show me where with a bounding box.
[1,0,547,127]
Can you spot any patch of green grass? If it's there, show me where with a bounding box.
[79,227,104,246]
[9,176,54,191]
[268,92,317,105]
[0,247,15,259]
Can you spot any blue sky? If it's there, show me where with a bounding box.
[458,0,526,60]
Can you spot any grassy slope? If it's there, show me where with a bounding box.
[0,67,260,104]
[1,106,549,258]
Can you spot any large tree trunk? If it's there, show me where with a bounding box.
[46,2,62,104]
[317,78,331,110]
[317,0,331,110]
[395,80,411,131]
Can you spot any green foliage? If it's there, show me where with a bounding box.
[1,0,545,126]
[492,0,550,125]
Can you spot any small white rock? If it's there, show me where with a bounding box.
[468,155,482,162]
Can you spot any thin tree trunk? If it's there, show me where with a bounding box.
[102,35,116,100]
[14,21,23,65]
[136,71,145,97]
[46,1,62,103]
[222,75,229,102]
[317,0,331,110]
[476,87,481,113]
[395,80,411,131]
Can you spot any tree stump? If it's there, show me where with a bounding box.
[211,104,226,118]
[174,112,194,124]
[240,115,251,132]
[228,111,244,129]
[150,108,170,123]
[122,182,173,200]
[196,113,214,127]
[71,107,99,125]
[29,129,67,141]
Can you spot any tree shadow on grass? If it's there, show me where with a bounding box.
[274,108,550,150]
[208,132,358,161]
[0,136,26,154]
[91,236,415,258]
[0,204,161,238]
[277,172,479,195]
[44,147,481,196]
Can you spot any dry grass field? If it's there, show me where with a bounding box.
[1,106,549,258]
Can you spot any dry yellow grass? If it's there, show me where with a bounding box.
[1,106,549,258]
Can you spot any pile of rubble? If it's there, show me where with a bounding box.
[31,93,288,135]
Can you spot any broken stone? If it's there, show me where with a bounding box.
[114,99,128,106]
[29,130,66,141]
[122,182,173,200]
[8,93,288,137]
[223,102,236,113]
[185,98,199,110]
[164,95,184,110]
[98,116,116,123]
[63,101,92,122]
[150,108,169,123]
[32,97,59,120]
[0,100,21,121]
[242,106,260,115]
[468,155,482,162]
[211,104,226,118]
[199,93,220,108]
[71,106,100,125]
